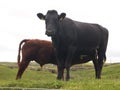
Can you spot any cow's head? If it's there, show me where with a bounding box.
[37,10,66,36]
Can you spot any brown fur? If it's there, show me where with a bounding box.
[16,39,56,80]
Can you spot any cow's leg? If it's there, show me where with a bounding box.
[57,58,65,80]
[57,65,64,80]
[65,46,76,81]
[16,59,30,80]
[97,51,105,79]
[92,56,99,79]
[66,67,70,81]
[54,48,65,80]
[91,50,100,79]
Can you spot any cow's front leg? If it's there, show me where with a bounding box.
[57,65,64,80]
[56,57,65,80]
[65,46,76,81]
[66,66,70,81]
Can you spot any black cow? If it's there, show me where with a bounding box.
[16,39,94,80]
[37,10,109,81]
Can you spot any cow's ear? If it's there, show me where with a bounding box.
[37,13,45,20]
[59,13,66,21]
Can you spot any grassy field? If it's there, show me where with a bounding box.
[0,62,120,90]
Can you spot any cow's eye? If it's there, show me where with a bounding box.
[54,18,58,23]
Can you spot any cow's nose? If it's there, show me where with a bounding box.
[45,30,54,36]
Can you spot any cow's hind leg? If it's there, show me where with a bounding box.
[92,57,99,79]
[97,51,105,79]
[16,59,30,80]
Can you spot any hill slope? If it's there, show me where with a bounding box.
[0,62,120,90]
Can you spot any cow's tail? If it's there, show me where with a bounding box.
[97,24,109,64]
[17,39,29,67]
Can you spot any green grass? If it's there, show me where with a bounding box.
[0,62,120,90]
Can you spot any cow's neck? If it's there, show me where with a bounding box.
[51,36,58,47]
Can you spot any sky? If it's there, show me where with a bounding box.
[0,0,120,63]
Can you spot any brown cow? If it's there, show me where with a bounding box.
[16,39,56,80]
[16,39,96,80]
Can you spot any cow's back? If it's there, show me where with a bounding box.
[22,39,55,62]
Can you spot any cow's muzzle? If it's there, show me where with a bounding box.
[45,30,55,36]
